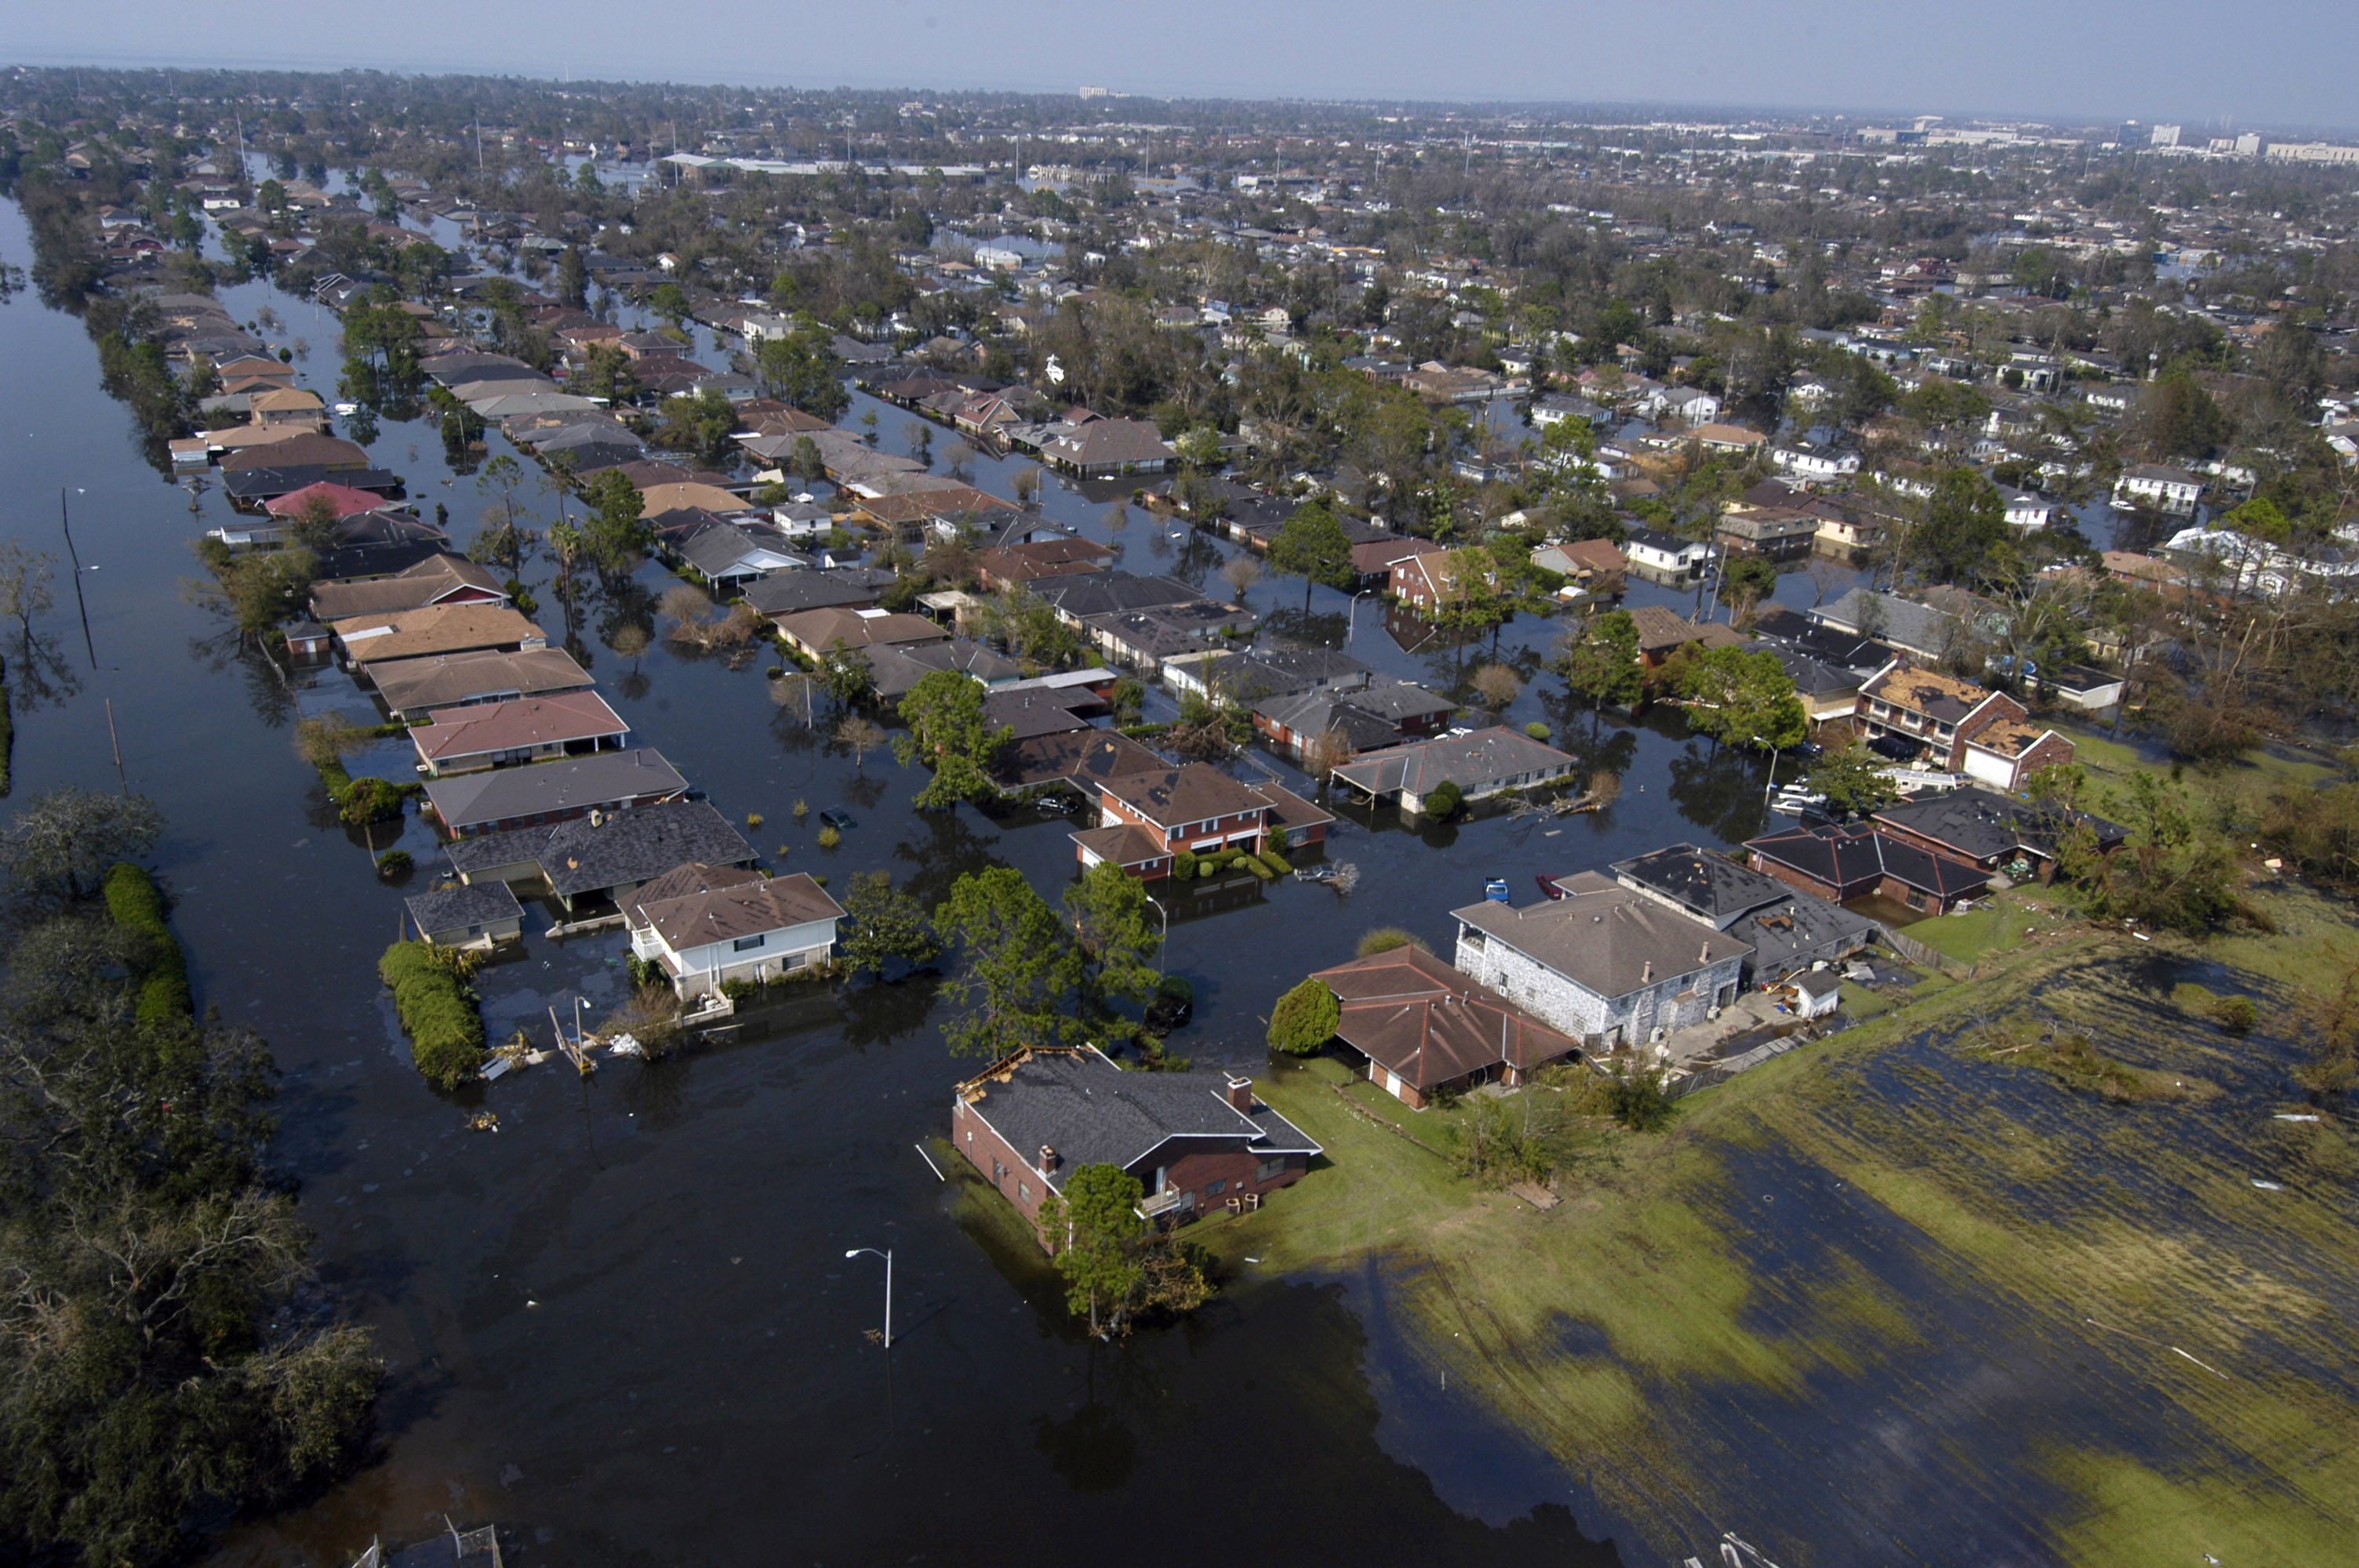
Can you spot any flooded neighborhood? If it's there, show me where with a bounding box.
[0,60,2355,1568]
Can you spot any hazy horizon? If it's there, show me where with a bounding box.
[9,0,2357,136]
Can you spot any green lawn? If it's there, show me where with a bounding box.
[1902,896,2055,964]
[1205,891,2359,1566]
[2058,719,2339,796]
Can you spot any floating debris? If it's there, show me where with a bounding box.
[467,1112,500,1134]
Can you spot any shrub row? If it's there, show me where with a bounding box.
[378,941,486,1089]
[103,861,192,1024]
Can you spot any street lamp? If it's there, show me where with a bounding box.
[844,1247,892,1348]
[1143,894,1169,966]
[1347,587,1376,644]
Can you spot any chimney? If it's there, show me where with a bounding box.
[1038,1145,1059,1172]
[1641,960,1652,984]
[1700,942,1711,964]
[1224,1074,1254,1112]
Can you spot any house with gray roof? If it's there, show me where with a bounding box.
[1329,726,1576,815]
[424,748,688,838]
[403,881,525,947]
[1452,871,1750,1051]
[951,1046,1320,1243]
[444,800,757,911]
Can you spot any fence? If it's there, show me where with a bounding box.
[1879,927,1975,978]
[1667,1032,1811,1099]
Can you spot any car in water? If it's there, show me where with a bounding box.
[818,808,857,830]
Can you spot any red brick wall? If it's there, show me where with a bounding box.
[1158,1146,1307,1214]
[951,1099,1055,1241]
[1749,852,1849,903]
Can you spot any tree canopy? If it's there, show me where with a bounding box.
[933,867,1081,1058]
[895,670,1012,808]
[1676,646,1806,752]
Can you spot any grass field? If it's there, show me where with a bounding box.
[1192,884,2359,1565]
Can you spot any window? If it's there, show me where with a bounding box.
[732,934,766,953]
[992,1160,1006,1184]
[1256,1157,1289,1182]
[1205,1179,1226,1197]
[1017,1181,1031,1203]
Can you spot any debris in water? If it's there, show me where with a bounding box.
[2275,1113,2321,1123]
[468,1112,500,1134]
[2252,1179,2284,1190]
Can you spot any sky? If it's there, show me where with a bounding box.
[11,0,2357,134]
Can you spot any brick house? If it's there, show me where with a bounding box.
[1310,944,1580,1109]
[951,1046,1321,1244]
[1869,793,2127,884]
[1069,763,1332,877]
[1743,821,1993,916]
[1389,547,1478,616]
[1856,661,2075,790]
[1452,871,1749,1051]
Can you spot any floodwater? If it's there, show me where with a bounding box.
[0,189,2215,1567]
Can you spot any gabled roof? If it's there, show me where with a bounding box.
[628,865,845,949]
[954,1047,1318,1192]
[413,690,628,765]
[1312,943,1578,1091]
[742,568,897,619]
[997,729,1168,789]
[424,748,687,833]
[1329,726,1574,799]
[1041,417,1175,466]
[1861,663,2011,726]
[775,607,950,653]
[310,554,507,620]
[367,647,594,714]
[1871,793,2125,866]
[331,603,544,665]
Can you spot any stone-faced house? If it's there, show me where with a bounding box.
[1452,872,1749,1051]
[951,1046,1321,1245]
[1607,843,1881,982]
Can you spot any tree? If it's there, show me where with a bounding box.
[0,787,165,899]
[1267,976,1341,1055]
[293,712,371,772]
[1807,740,1897,818]
[1422,779,1465,818]
[838,870,940,978]
[580,468,649,576]
[1677,646,1805,753]
[653,389,739,464]
[790,434,827,483]
[933,867,1081,1058]
[834,714,886,771]
[895,670,1012,808]
[1717,555,1779,626]
[1266,499,1358,610]
[0,540,59,658]
[1472,662,1521,709]
[1040,1164,1144,1336]
[611,623,650,672]
[1558,609,1643,712]
[1063,861,1163,1025]
[1913,468,2007,586]
[1219,554,1263,604]
[557,245,589,309]
[751,320,850,420]
[817,648,877,711]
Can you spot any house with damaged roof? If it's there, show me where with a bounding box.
[951,1046,1320,1243]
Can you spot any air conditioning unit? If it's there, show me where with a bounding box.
[1707,1005,1722,1022]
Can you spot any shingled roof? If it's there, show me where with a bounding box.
[1312,945,1578,1092]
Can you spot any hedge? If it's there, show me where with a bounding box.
[103,862,192,1024]
[1259,848,1293,876]
[379,941,486,1088]
[1240,855,1275,880]
[1172,848,1199,879]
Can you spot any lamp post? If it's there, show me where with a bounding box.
[1143,894,1169,966]
[1347,587,1375,644]
[844,1247,892,1348]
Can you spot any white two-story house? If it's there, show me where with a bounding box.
[626,862,846,999]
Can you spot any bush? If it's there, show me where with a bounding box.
[104,861,192,1024]
[2212,995,2257,1035]
[1525,720,1552,742]
[1356,926,1430,958]
[793,798,809,820]
[379,941,486,1089]
[1422,779,1463,818]
[1259,847,1293,875]
[1155,974,1194,1004]
[817,825,842,850]
[1172,848,1199,879]
[1267,976,1341,1055]
[374,848,413,878]
[1605,1066,1677,1132]
[626,953,668,990]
